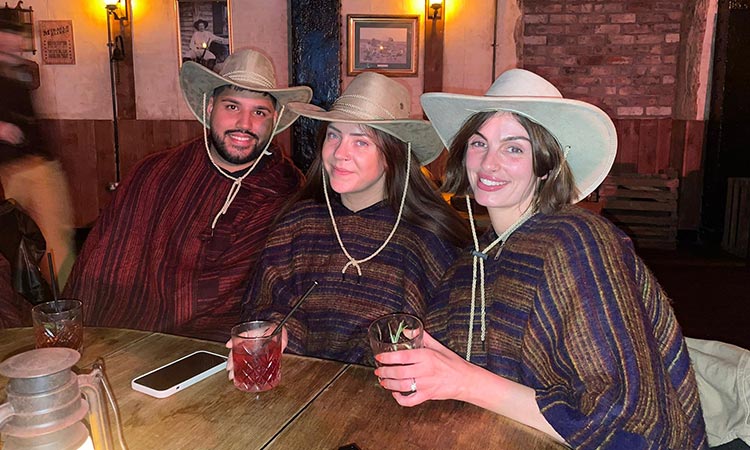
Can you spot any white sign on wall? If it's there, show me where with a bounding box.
[39,20,76,65]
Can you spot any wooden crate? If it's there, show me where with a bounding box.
[600,172,679,249]
[722,177,750,258]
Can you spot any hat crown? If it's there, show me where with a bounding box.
[485,69,562,99]
[331,72,411,121]
[218,49,278,91]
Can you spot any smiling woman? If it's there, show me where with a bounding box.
[234,72,471,368]
[464,112,538,231]
[321,122,387,211]
[373,68,708,450]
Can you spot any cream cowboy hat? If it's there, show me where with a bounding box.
[180,48,313,134]
[286,72,444,165]
[420,69,617,202]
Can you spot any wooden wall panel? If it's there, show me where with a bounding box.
[611,118,678,175]
[38,119,202,228]
[656,119,673,172]
[93,121,117,224]
[39,119,113,227]
[683,121,706,177]
[605,118,706,230]
[678,121,707,229]
[669,119,687,174]
[424,12,445,94]
[614,119,639,172]
[637,119,658,174]
[118,120,203,179]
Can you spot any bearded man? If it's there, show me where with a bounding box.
[63,49,311,341]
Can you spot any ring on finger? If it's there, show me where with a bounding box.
[410,377,417,393]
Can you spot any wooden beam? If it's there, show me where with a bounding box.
[111,0,136,120]
[423,0,445,94]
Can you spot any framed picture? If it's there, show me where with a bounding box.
[39,20,76,65]
[347,15,419,77]
[176,0,232,74]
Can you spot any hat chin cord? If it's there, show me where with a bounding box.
[201,92,284,231]
[464,195,535,361]
[461,141,572,359]
[323,143,412,282]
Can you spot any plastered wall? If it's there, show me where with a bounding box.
[21,0,711,121]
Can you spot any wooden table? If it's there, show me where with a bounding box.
[0,328,566,450]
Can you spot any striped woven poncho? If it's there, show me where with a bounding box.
[240,198,461,366]
[63,138,303,341]
[427,206,708,450]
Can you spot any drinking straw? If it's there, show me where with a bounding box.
[46,252,59,301]
[268,280,319,337]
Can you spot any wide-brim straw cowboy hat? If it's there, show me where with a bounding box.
[180,48,313,134]
[421,69,617,202]
[286,72,444,165]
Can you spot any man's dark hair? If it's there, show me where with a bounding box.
[211,84,278,110]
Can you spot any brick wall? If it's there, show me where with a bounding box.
[522,1,684,120]
[520,1,705,230]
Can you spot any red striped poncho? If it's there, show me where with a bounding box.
[63,138,303,341]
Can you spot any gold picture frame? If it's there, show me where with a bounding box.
[347,15,419,77]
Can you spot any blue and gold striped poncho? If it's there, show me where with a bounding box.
[241,198,461,366]
[428,205,708,450]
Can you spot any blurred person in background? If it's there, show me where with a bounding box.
[0,13,76,292]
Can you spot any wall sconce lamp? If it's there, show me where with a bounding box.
[104,0,129,23]
[427,1,443,21]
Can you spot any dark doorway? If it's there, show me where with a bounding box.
[703,0,750,244]
[289,0,342,173]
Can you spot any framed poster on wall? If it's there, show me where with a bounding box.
[38,20,75,65]
[347,15,419,77]
[176,0,231,73]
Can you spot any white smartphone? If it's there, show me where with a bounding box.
[131,350,227,398]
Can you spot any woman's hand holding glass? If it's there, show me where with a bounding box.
[225,325,288,381]
[373,331,476,406]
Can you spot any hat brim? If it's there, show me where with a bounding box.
[421,93,617,202]
[180,61,313,134]
[287,102,445,165]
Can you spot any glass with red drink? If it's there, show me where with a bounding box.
[31,299,84,354]
[230,321,282,392]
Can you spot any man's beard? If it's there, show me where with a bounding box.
[209,129,271,166]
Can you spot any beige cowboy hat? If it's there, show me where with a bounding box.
[421,69,617,202]
[180,48,313,134]
[286,72,444,165]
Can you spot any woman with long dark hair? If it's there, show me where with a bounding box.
[375,69,707,450]
[235,72,470,366]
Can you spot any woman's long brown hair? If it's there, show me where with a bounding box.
[443,111,578,214]
[276,123,471,248]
